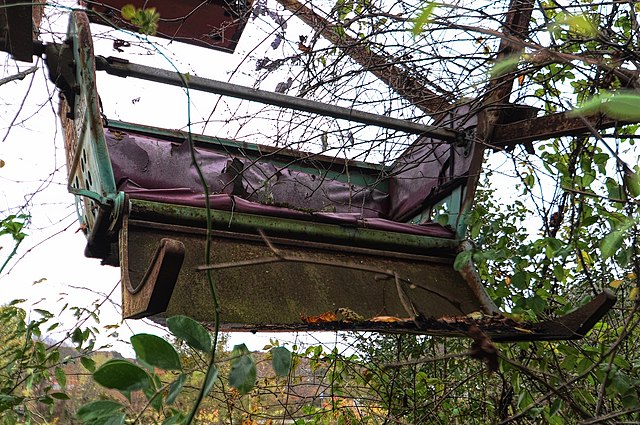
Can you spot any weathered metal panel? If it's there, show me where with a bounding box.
[86,0,251,53]
[121,215,493,326]
[120,205,616,341]
[0,0,42,62]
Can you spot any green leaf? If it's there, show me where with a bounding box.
[137,7,160,35]
[76,400,124,422]
[202,365,219,397]
[121,4,136,20]
[412,2,436,36]
[54,366,66,388]
[605,178,623,201]
[603,94,640,120]
[600,229,624,259]
[72,327,84,348]
[96,413,126,425]
[161,414,185,425]
[166,374,187,405]
[490,55,521,78]
[563,13,597,36]
[143,375,163,413]
[148,392,163,413]
[229,344,256,395]
[553,264,566,282]
[601,217,635,259]
[33,309,53,319]
[453,250,472,271]
[47,349,60,364]
[609,371,631,394]
[50,392,70,400]
[166,315,212,353]
[271,347,292,377]
[80,356,96,373]
[624,168,640,198]
[121,4,159,35]
[131,334,182,371]
[523,172,535,188]
[544,237,563,259]
[511,271,529,290]
[93,360,150,392]
[39,396,54,405]
[0,395,24,410]
[230,356,256,395]
[527,295,547,314]
[436,213,449,226]
[572,95,605,116]
[622,394,639,409]
[573,92,640,120]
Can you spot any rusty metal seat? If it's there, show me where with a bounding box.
[50,10,615,341]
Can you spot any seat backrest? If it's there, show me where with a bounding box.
[106,123,391,218]
[388,105,476,223]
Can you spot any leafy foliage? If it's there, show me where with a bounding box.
[131,333,182,371]
[573,92,640,120]
[92,359,151,392]
[120,4,160,35]
[0,304,73,423]
[0,214,29,274]
[76,400,125,424]
[228,344,257,395]
[411,2,436,36]
[271,346,292,377]
[166,315,212,353]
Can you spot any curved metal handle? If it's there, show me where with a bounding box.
[122,236,185,319]
[120,204,185,319]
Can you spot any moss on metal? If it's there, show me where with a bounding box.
[124,219,485,327]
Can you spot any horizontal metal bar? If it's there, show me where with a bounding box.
[128,198,462,254]
[94,55,462,142]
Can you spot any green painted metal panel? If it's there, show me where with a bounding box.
[128,199,462,253]
[63,11,119,236]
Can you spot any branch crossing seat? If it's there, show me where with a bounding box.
[55,10,615,341]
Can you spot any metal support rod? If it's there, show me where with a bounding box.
[94,55,462,143]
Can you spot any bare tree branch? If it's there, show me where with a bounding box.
[275,0,452,117]
[0,66,38,87]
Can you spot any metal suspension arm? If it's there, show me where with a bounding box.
[94,55,463,143]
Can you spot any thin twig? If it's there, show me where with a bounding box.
[499,353,591,420]
[579,407,640,425]
[384,351,471,368]
[500,305,640,424]
[394,272,419,317]
[562,186,636,206]
[0,66,38,87]
[2,64,38,143]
